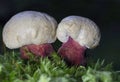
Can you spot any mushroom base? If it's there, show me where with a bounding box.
[20,43,54,59]
[58,37,86,65]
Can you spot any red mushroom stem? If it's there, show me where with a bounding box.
[58,37,86,65]
[20,43,54,59]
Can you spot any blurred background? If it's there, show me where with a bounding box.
[0,0,120,70]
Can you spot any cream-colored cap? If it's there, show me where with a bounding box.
[3,11,57,49]
[57,16,101,49]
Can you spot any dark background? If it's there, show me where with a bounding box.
[0,0,120,70]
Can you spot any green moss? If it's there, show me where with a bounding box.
[0,51,119,82]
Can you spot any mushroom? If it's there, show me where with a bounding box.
[57,16,101,65]
[2,11,57,59]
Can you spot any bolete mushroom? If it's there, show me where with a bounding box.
[2,11,57,59]
[57,16,101,65]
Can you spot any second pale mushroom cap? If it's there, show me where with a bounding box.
[57,16,101,49]
[3,11,57,49]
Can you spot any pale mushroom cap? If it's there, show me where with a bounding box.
[3,11,57,49]
[57,16,101,49]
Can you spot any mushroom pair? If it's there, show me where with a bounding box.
[2,11,101,65]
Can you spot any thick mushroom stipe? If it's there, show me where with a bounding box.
[58,37,86,65]
[20,43,54,59]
